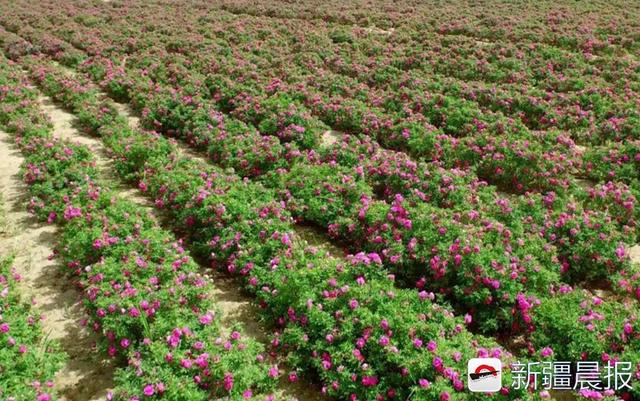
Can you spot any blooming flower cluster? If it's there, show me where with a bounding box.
[8,48,543,401]
[0,53,276,400]
[1,0,640,399]
[0,256,65,401]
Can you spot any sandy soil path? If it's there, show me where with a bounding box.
[630,244,640,264]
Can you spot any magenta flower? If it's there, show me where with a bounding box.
[63,206,82,220]
[223,373,234,391]
[199,312,214,325]
[418,379,430,388]
[143,385,154,396]
[349,299,359,309]
[362,376,379,387]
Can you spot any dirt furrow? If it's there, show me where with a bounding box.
[36,95,98,153]
[631,245,640,264]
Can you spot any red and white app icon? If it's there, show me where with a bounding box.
[468,358,502,392]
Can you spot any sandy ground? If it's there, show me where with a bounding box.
[294,225,346,260]
[320,130,342,147]
[630,244,640,264]
[36,95,107,167]
[362,25,395,36]
[207,271,326,400]
[0,129,114,401]
[111,101,140,128]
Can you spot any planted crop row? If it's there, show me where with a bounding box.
[0,2,594,194]
[0,256,65,401]
[77,47,566,332]
[21,0,637,193]
[0,52,277,401]
[0,2,638,399]
[1,6,637,296]
[5,14,638,362]
[61,37,640,333]
[13,41,640,401]
[11,50,550,401]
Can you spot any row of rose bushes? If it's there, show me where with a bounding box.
[203,53,635,192]
[5,14,640,390]
[57,51,640,393]
[76,54,560,332]
[105,48,640,238]
[17,45,640,400]
[0,255,66,401]
[10,5,620,264]
[0,4,592,195]
[190,62,640,251]
[0,52,278,401]
[110,44,580,195]
[122,53,640,257]
[25,12,640,316]
[11,18,631,341]
[583,141,640,187]
[160,4,639,185]
[2,8,638,267]
[21,8,633,240]
[62,12,638,216]
[15,51,552,401]
[4,0,640,203]
[205,0,640,56]
[69,51,640,320]
[34,1,638,172]
[20,0,639,149]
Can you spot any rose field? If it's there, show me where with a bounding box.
[0,0,639,400]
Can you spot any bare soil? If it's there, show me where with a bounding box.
[320,130,342,147]
[630,244,640,264]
